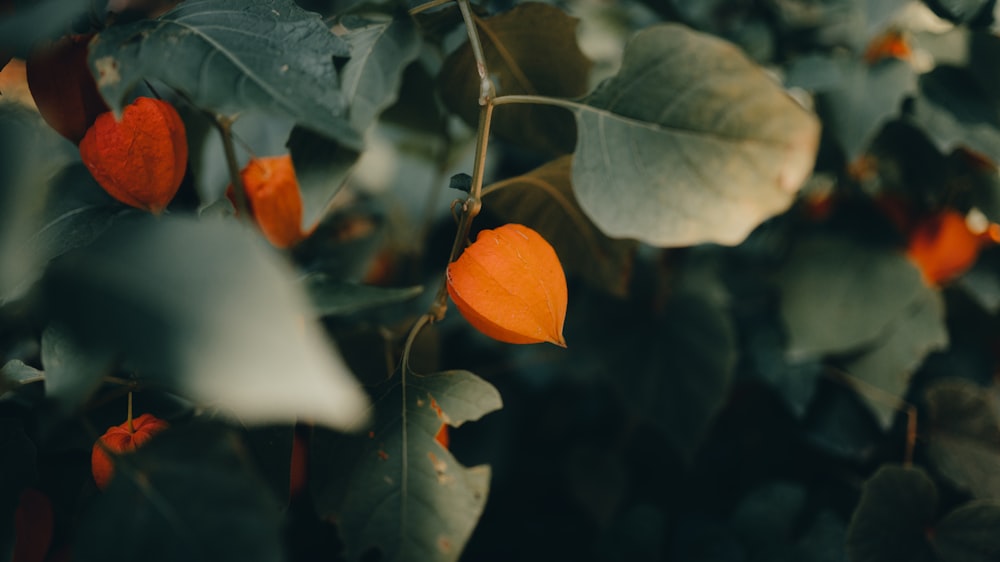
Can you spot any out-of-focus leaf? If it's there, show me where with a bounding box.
[846,465,937,562]
[89,0,360,148]
[923,0,994,25]
[0,360,43,396]
[777,236,928,358]
[438,2,592,155]
[0,0,91,58]
[931,501,1000,562]
[286,127,360,231]
[925,379,1000,500]
[786,55,916,159]
[43,216,370,430]
[482,156,637,296]
[571,24,819,247]
[0,106,74,304]
[339,13,421,135]
[39,324,112,412]
[768,0,910,51]
[243,425,294,506]
[302,273,422,317]
[842,287,948,429]
[910,66,1000,164]
[311,370,501,562]
[75,423,285,562]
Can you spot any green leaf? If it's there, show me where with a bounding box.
[777,236,929,357]
[42,216,370,430]
[932,501,1000,562]
[570,24,820,247]
[0,106,75,303]
[925,379,1000,500]
[286,127,360,231]
[311,370,502,562]
[0,0,92,58]
[924,0,994,24]
[75,422,285,562]
[40,323,113,413]
[302,273,423,317]
[786,55,916,159]
[911,67,1000,163]
[842,285,948,429]
[0,360,43,396]
[89,0,360,148]
[482,156,637,296]
[339,13,421,135]
[846,465,937,562]
[438,2,592,155]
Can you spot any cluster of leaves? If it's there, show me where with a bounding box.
[0,0,999,561]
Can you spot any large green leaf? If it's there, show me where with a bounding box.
[932,501,1000,562]
[75,423,285,562]
[846,465,937,562]
[570,24,820,247]
[311,370,501,562]
[482,156,637,296]
[89,0,360,148]
[842,286,948,429]
[911,67,1000,163]
[438,2,592,155]
[0,0,92,58]
[777,236,929,358]
[339,13,421,135]
[42,216,370,430]
[925,379,1000,500]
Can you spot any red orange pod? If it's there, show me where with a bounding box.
[230,155,308,249]
[91,413,169,490]
[79,97,188,213]
[26,33,109,143]
[906,210,984,286]
[446,224,567,346]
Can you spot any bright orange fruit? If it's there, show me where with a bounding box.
[91,413,169,490]
[79,97,187,213]
[229,155,308,249]
[906,210,983,285]
[863,30,911,64]
[446,224,567,346]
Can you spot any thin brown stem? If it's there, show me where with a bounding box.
[408,0,452,15]
[215,115,251,218]
[457,0,494,104]
[127,391,135,433]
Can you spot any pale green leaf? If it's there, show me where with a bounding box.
[89,0,360,148]
[571,24,820,247]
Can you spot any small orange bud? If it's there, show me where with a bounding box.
[79,97,187,213]
[863,30,911,65]
[91,413,169,490]
[446,224,567,346]
[228,155,308,248]
[26,34,109,143]
[907,210,983,285]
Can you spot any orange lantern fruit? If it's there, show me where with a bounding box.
[228,155,308,249]
[79,97,188,213]
[25,34,109,143]
[446,224,567,346]
[906,210,984,285]
[91,412,169,490]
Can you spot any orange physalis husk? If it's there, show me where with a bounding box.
[229,155,309,249]
[446,223,567,347]
[79,97,187,213]
[91,413,169,490]
[906,210,984,285]
[26,33,109,143]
